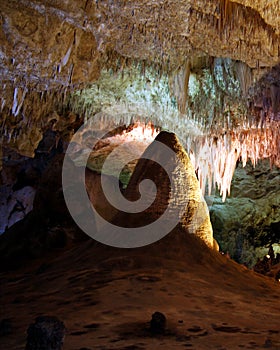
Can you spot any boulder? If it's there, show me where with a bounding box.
[25,316,65,350]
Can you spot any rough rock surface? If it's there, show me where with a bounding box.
[0,148,35,233]
[0,0,278,155]
[0,185,35,234]
[253,245,280,281]
[0,0,279,92]
[0,0,279,177]
[0,150,87,270]
[70,129,215,248]
[0,129,70,234]
[85,169,121,231]
[233,0,280,33]
[0,129,216,268]
[0,0,279,268]
[209,159,280,266]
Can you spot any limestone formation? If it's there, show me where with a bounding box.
[0,0,279,264]
[0,0,280,161]
[114,131,215,248]
[0,0,279,92]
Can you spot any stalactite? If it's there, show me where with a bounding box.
[169,60,191,114]
[218,0,234,36]
[11,87,18,116]
[235,61,252,97]
[14,87,28,117]
[1,98,5,113]
[188,121,280,201]
[270,84,280,114]
[182,60,191,113]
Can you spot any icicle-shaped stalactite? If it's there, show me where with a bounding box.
[235,61,253,97]
[11,87,18,116]
[188,121,280,201]
[69,66,206,144]
[0,83,77,158]
[169,60,191,114]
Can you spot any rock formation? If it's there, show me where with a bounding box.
[0,0,280,164]
[209,159,280,266]
[112,131,215,248]
[1,2,280,349]
[0,0,279,269]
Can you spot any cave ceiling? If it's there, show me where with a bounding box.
[0,0,280,181]
[1,0,280,88]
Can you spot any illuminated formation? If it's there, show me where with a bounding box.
[1,59,279,205]
[112,130,215,248]
[100,120,279,202]
[188,121,280,200]
[106,121,159,144]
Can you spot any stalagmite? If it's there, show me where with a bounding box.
[112,131,215,248]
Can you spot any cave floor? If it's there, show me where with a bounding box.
[1,231,280,350]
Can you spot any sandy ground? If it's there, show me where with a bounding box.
[1,226,280,350]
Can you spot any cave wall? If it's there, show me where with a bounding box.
[210,159,280,266]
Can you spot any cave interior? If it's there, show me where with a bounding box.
[0,1,280,349]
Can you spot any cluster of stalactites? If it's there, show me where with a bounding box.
[188,121,280,201]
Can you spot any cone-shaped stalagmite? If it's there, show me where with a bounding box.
[113,131,215,248]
